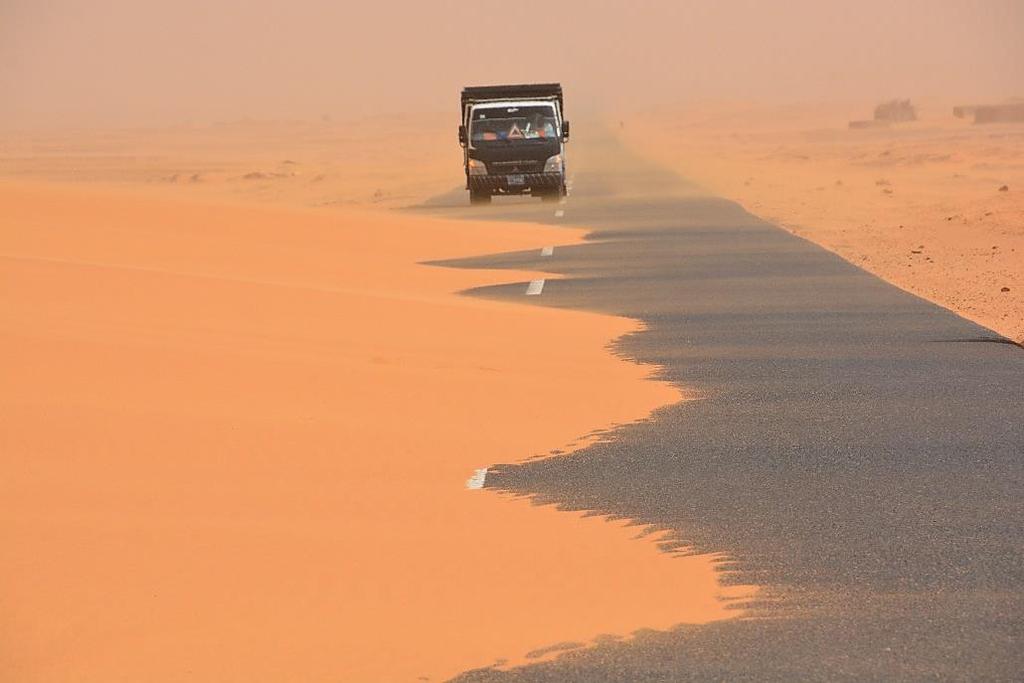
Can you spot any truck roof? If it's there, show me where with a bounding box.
[461,83,563,115]
[469,100,558,111]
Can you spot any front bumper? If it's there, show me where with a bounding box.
[467,172,563,193]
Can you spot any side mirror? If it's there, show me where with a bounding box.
[562,120,570,141]
[458,125,467,147]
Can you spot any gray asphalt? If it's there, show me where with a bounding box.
[415,129,1023,681]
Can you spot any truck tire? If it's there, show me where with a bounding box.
[469,189,491,205]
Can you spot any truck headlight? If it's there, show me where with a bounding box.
[467,158,487,175]
[543,154,563,173]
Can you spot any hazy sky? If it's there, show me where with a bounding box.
[2,0,1022,127]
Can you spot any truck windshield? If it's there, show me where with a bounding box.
[469,105,559,144]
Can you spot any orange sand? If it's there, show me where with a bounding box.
[625,101,1023,342]
[0,116,458,210]
[1,181,749,682]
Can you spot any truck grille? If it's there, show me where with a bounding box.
[487,159,545,174]
[468,172,562,193]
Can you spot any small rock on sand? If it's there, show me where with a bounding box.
[998,185,1009,192]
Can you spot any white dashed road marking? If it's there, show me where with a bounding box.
[525,279,545,296]
[541,246,554,257]
[466,468,488,490]
[554,209,565,218]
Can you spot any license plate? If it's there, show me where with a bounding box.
[507,174,525,185]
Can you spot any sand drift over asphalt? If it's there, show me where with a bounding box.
[1,183,751,681]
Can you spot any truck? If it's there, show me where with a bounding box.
[458,83,569,204]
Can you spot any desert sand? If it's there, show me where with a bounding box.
[0,116,458,209]
[624,101,1023,343]
[0,175,751,681]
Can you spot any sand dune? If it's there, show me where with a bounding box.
[1,181,750,681]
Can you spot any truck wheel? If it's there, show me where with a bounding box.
[470,190,491,205]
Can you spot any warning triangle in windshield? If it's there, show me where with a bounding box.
[507,123,525,140]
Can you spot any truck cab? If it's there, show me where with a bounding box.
[458,83,569,204]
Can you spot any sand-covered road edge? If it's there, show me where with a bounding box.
[1,181,751,682]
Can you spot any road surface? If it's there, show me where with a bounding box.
[417,128,1024,681]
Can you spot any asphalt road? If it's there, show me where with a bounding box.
[416,130,1023,681]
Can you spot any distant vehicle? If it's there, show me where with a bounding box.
[458,83,569,204]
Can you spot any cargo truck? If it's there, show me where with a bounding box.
[458,83,569,204]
